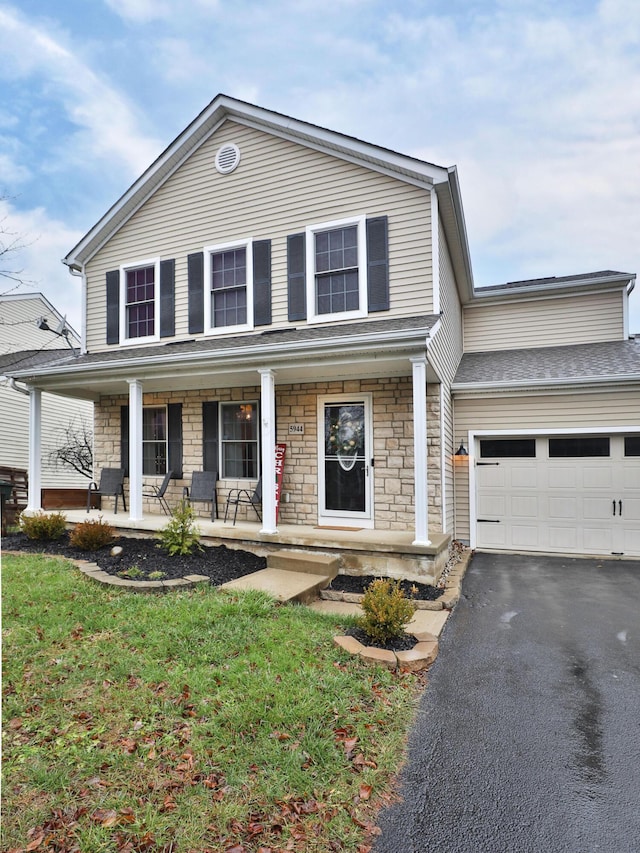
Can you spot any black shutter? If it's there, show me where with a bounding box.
[253,240,272,326]
[167,403,183,479]
[106,270,120,344]
[287,233,306,321]
[120,405,129,477]
[202,402,219,474]
[188,252,205,334]
[159,259,175,338]
[366,216,389,312]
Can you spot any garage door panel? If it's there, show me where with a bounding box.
[510,495,539,518]
[548,526,578,549]
[583,528,613,552]
[548,496,577,519]
[476,466,505,487]
[477,522,506,547]
[477,494,506,516]
[509,467,538,488]
[582,497,615,520]
[582,466,613,489]
[511,525,539,547]
[548,467,577,488]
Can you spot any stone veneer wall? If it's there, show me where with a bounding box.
[93,377,442,530]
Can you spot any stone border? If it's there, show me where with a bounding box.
[331,547,473,671]
[334,630,439,672]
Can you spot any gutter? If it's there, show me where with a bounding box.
[452,373,640,395]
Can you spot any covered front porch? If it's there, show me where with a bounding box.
[64,508,451,585]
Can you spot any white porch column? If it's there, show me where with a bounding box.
[27,387,42,512]
[411,357,431,546]
[127,379,144,521]
[259,368,277,534]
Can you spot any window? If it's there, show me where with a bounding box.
[548,437,610,457]
[120,260,159,342]
[624,436,640,457]
[143,407,167,475]
[220,402,259,479]
[480,439,536,458]
[205,240,253,333]
[306,216,367,323]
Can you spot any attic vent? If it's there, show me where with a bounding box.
[215,143,241,175]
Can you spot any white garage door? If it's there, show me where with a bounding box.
[476,435,640,557]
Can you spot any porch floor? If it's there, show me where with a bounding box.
[66,508,451,585]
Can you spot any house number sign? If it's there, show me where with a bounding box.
[288,424,305,435]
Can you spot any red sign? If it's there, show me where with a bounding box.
[274,443,286,522]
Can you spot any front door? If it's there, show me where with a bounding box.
[318,395,373,527]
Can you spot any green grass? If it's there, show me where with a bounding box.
[2,554,424,852]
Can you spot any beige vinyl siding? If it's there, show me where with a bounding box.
[463,290,625,353]
[452,389,640,542]
[0,385,92,488]
[427,217,464,534]
[86,120,434,352]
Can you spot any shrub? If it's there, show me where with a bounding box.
[69,517,116,551]
[157,501,203,556]
[359,578,416,644]
[19,511,67,541]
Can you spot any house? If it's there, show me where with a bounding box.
[6,95,639,578]
[0,293,94,514]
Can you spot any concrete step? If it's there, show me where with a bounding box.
[221,568,333,604]
[267,551,340,580]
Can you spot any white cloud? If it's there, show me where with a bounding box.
[0,6,161,176]
[104,0,220,24]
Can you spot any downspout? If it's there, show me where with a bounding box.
[67,262,88,354]
[7,377,30,396]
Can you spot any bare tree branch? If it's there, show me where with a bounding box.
[47,416,94,479]
[0,195,36,294]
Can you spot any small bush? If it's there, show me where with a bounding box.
[69,517,115,551]
[157,501,203,556]
[19,511,67,541]
[359,578,416,644]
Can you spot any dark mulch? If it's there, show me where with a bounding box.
[345,626,418,652]
[3,532,442,600]
[327,573,442,601]
[1,531,266,585]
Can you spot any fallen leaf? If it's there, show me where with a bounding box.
[358,784,373,801]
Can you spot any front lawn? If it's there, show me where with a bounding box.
[2,554,423,852]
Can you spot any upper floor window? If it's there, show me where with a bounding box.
[305,216,367,323]
[120,258,160,343]
[205,239,253,334]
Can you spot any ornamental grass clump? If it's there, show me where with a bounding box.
[157,500,203,556]
[359,578,416,644]
[19,511,67,541]
[69,517,115,550]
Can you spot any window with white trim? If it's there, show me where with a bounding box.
[220,402,259,479]
[205,239,253,333]
[120,259,160,342]
[306,216,367,323]
[143,406,167,475]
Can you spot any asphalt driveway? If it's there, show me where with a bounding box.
[374,552,640,853]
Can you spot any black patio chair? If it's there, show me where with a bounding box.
[182,471,218,521]
[142,470,173,516]
[87,467,126,514]
[224,477,262,525]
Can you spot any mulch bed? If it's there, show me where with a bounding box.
[3,532,442,601]
[345,626,418,652]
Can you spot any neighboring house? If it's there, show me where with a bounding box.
[5,95,639,577]
[0,293,93,490]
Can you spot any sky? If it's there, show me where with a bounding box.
[1,0,639,335]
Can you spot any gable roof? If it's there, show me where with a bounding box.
[62,94,474,297]
[452,336,640,392]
